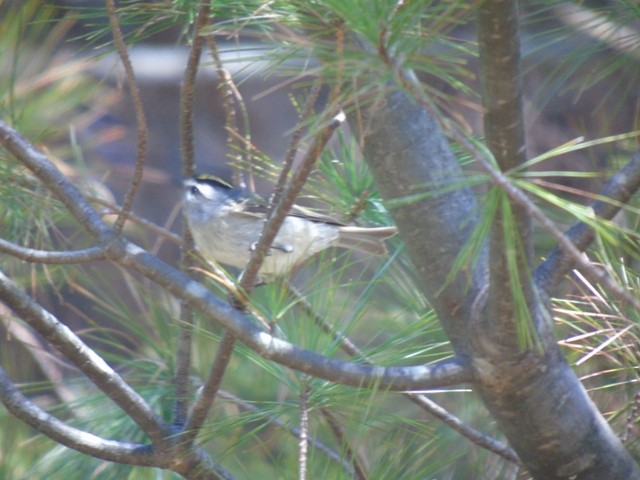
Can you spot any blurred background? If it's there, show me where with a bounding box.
[1,1,639,478]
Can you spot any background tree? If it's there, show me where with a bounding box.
[1,1,639,479]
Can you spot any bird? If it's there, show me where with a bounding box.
[182,175,397,280]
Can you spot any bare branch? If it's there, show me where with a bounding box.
[114,237,475,390]
[181,3,210,178]
[204,26,246,186]
[299,382,310,480]
[0,239,106,264]
[271,78,323,208]
[0,366,158,465]
[90,196,181,245]
[105,0,148,233]
[0,269,170,448]
[238,110,345,291]
[181,331,237,447]
[175,1,212,431]
[535,153,640,294]
[218,390,358,476]
[319,407,368,480]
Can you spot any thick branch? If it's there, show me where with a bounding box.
[118,240,473,390]
[478,0,534,350]
[348,89,485,350]
[0,120,470,391]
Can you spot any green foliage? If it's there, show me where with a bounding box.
[2,0,640,478]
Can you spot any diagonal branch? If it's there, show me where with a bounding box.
[535,153,640,293]
[180,330,236,448]
[286,284,519,464]
[0,120,112,241]
[237,110,345,291]
[0,120,472,392]
[118,238,472,391]
[0,366,158,466]
[0,269,170,448]
[218,390,359,476]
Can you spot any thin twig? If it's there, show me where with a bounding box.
[535,153,640,293]
[622,390,640,443]
[272,78,324,208]
[181,4,210,177]
[286,284,520,464]
[90,196,181,245]
[176,3,211,428]
[217,390,358,475]
[181,331,237,447]
[105,0,148,234]
[319,408,369,480]
[173,307,193,428]
[0,240,106,264]
[238,110,345,291]
[205,33,245,186]
[299,382,310,480]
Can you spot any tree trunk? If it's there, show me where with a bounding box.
[350,89,640,479]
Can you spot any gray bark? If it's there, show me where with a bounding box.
[350,89,640,479]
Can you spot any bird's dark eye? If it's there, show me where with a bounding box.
[190,185,201,196]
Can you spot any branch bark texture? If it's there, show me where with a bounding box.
[347,2,640,478]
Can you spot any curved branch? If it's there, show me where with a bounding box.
[105,0,148,234]
[113,239,473,390]
[535,153,640,293]
[0,119,471,392]
[0,270,170,448]
[0,366,158,466]
[238,111,344,290]
[0,239,106,264]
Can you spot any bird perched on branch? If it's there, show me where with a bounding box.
[182,175,397,280]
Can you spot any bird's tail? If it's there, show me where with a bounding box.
[336,226,397,256]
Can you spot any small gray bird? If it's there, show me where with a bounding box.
[182,176,397,280]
